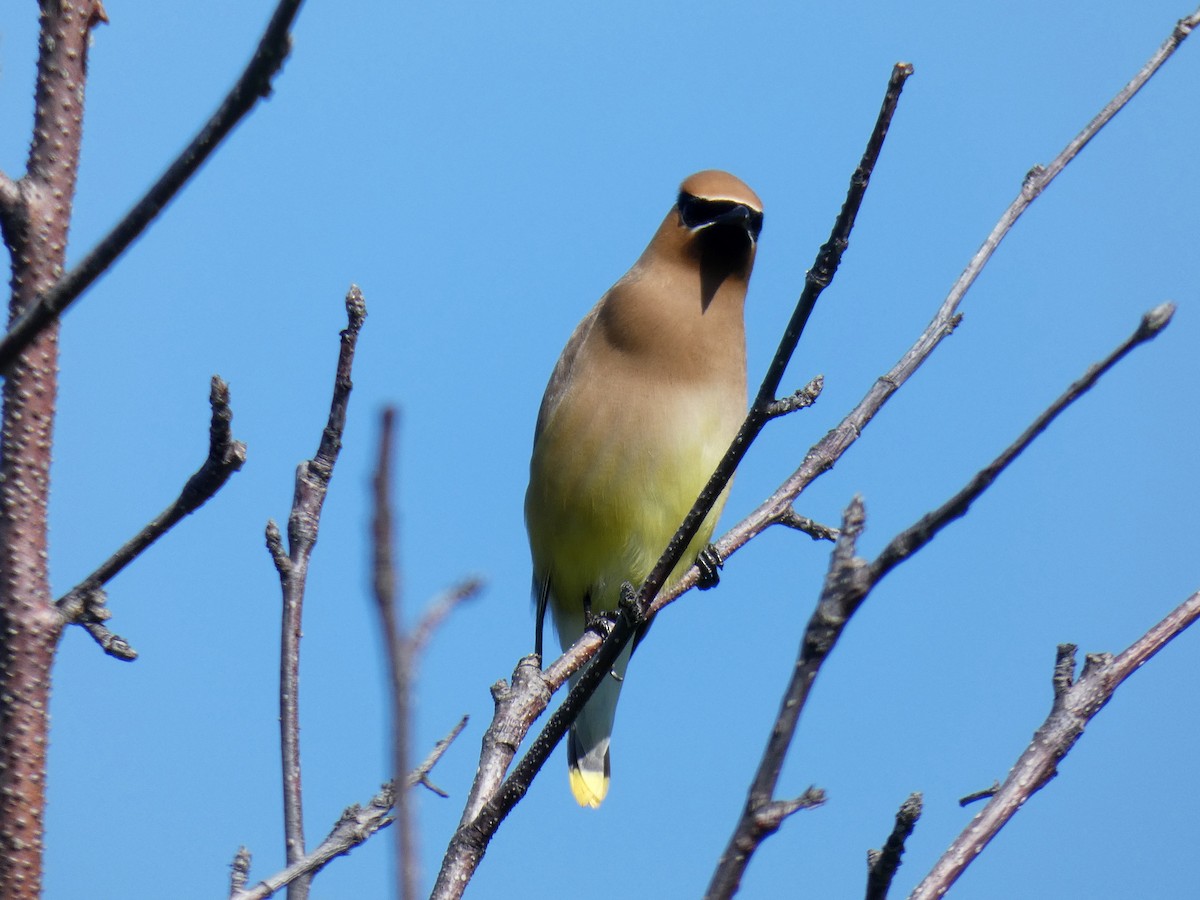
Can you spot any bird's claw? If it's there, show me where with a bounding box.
[696,544,723,589]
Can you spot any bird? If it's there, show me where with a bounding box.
[524,170,762,808]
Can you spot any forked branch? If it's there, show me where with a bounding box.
[910,586,1200,899]
[268,287,366,900]
[706,304,1175,899]
[230,716,470,900]
[56,376,247,660]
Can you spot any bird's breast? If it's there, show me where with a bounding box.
[526,364,744,613]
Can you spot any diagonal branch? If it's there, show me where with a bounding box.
[910,586,1200,899]
[870,303,1174,583]
[431,62,914,900]
[706,303,1173,899]
[55,375,247,660]
[687,4,1200,603]
[270,287,366,900]
[0,0,308,375]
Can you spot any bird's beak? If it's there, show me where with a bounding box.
[708,204,761,241]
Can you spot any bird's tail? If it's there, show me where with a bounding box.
[566,643,632,808]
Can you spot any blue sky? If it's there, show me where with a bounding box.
[1,1,1197,897]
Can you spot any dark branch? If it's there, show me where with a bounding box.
[958,783,999,807]
[868,303,1174,585]
[0,0,307,375]
[864,793,923,900]
[431,62,913,900]
[776,507,839,542]
[272,287,366,900]
[705,498,867,899]
[643,63,912,617]
[56,375,247,660]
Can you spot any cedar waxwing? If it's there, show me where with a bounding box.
[525,170,762,807]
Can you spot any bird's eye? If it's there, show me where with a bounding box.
[678,192,763,238]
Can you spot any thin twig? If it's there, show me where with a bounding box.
[685,5,1200,603]
[431,62,913,900]
[409,578,484,659]
[55,376,247,660]
[272,287,367,900]
[870,303,1173,584]
[865,794,923,900]
[411,714,470,798]
[0,0,307,375]
[911,586,1200,899]
[371,407,418,900]
[958,783,999,807]
[777,507,839,542]
[706,304,1173,898]
[231,716,469,900]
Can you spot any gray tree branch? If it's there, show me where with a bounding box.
[707,302,1175,899]
[910,586,1200,899]
[269,287,366,900]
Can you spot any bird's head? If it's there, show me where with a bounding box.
[675,170,763,272]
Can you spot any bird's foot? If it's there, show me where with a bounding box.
[583,607,618,639]
[696,544,723,589]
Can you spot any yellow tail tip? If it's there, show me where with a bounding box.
[568,765,609,808]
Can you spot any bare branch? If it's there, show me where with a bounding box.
[55,376,247,659]
[643,62,913,619]
[707,303,1172,897]
[705,498,867,899]
[431,62,913,900]
[271,287,366,900]
[370,407,418,900]
[865,794,923,900]
[409,578,484,660]
[911,586,1200,899]
[764,374,824,419]
[957,783,999,807]
[698,5,1200,600]
[869,303,1174,584]
[411,715,470,799]
[0,0,307,375]
[776,507,839,542]
[231,717,469,900]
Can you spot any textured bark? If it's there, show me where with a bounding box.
[0,3,104,896]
